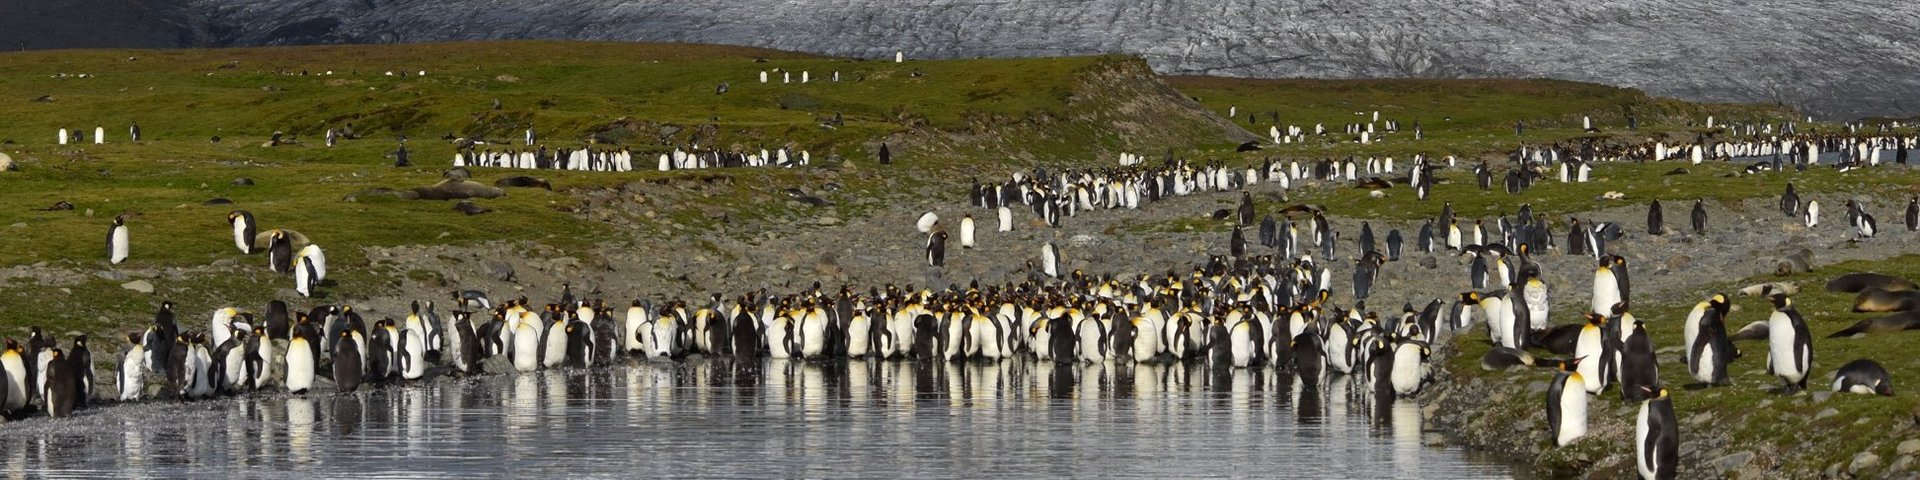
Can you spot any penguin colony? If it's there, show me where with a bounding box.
[452,144,813,172]
[13,115,1919,479]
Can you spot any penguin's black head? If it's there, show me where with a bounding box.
[73,334,87,349]
[1873,380,1894,396]
[1768,293,1792,310]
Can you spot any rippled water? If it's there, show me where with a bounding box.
[2,360,1519,478]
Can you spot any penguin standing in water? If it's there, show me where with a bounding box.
[925,230,948,267]
[400,327,426,380]
[1548,357,1589,447]
[1390,336,1430,396]
[1620,323,1659,401]
[1766,293,1814,393]
[1831,359,1894,396]
[69,335,93,408]
[446,311,479,375]
[229,210,257,254]
[42,349,76,418]
[1635,387,1680,480]
[268,230,294,274]
[333,330,363,393]
[1690,200,1707,235]
[1646,200,1664,235]
[118,332,147,401]
[1,341,24,415]
[285,330,315,394]
[1291,332,1326,387]
[107,214,130,264]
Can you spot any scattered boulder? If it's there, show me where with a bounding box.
[231,177,254,186]
[485,260,516,282]
[495,176,552,190]
[453,201,490,216]
[413,179,504,200]
[120,280,154,294]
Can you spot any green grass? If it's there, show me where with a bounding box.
[0,41,1254,342]
[1443,257,1920,477]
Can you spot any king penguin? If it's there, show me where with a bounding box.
[296,255,320,298]
[1831,359,1894,396]
[1906,197,1918,232]
[1041,242,1061,278]
[926,230,948,267]
[229,210,257,254]
[332,330,363,393]
[916,212,938,233]
[70,335,93,408]
[1766,293,1814,393]
[286,329,315,394]
[1647,200,1664,235]
[1686,295,1737,386]
[1635,387,1679,480]
[1690,200,1707,235]
[1592,258,1622,315]
[42,349,76,418]
[1548,356,1589,447]
[1619,322,1659,402]
[959,214,976,249]
[0,340,24,414]
[997,206,1013,232]
[1574,313,1613,394]
[268,230,294,274]
[117,332,146,401]
[107,214,130,265]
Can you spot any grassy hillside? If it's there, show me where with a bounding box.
[0,40,1840,356]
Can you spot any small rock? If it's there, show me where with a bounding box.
[120,280,154,294]
[815,216,841,226]
[485,261,516,282]
[95,270,128,281]
[1665,254,1693,270]
[1068,234,1099,248]
[1812,391,1833,403]
[1417,257,1439,269]
[231,177,255,186]
[1889,456,1915,473]
[1898,439,1920,456]
[1851,451,1881,475]
[1712,452,1753,474]
[1816,407,1840,420]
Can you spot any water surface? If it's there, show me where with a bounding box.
[2,359,1520,478]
